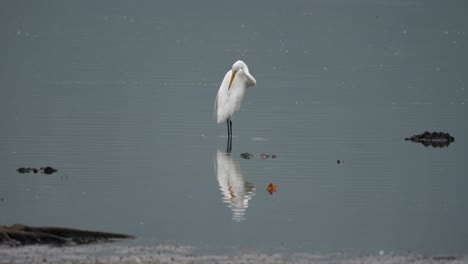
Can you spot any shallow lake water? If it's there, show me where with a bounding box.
[1,0,467,258]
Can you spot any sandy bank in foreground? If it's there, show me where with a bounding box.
[0,245,465,264]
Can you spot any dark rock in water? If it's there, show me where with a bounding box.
[0,224,134,247]
[240,153,277,159]
[405,131,454,148]
[16,166,58,175]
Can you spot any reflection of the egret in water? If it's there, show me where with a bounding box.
[214,150,255,222]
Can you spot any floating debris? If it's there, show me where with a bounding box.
[240,153,254,159]
[337,160,344,164]
[0,224,134,247]
[258,154,277,159]
[240,153,277,160]
[266,183,277,195]
[405,131,455,148]
[16,166,58,175]
[16,168,35,174]
[41,166,58,175]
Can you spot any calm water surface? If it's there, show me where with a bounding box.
[1,0,467,256]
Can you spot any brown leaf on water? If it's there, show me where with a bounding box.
[266,183,277,195]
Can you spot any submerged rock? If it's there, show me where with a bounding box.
[0,224,134,247]
[405,131,455,148]
[240,153,277,159]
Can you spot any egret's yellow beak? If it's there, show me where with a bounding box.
[228,71,237,90]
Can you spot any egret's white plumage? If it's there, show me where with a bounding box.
[215,60,256,124]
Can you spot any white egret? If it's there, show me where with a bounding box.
[215,60,256,152]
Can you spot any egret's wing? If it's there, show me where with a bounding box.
[215,70,232,124]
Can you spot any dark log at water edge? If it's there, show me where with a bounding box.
[0,224,134,247]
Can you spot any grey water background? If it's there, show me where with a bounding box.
[1,0,467,256]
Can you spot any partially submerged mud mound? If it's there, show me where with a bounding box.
[0,224,134,247]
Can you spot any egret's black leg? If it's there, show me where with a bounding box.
[229,119,233,152]
[226,118,231,153]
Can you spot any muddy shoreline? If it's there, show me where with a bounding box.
[0,244,465,264]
